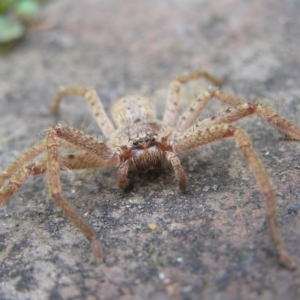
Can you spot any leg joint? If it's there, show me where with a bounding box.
[51,123,63,137]
[224,124,236,137]
[51,192,62,200]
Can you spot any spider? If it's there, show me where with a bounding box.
[0,70,299,269]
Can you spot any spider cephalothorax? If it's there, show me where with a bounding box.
[0,70,299,269]
[112,112,173,174]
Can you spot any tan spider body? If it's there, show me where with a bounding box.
[0,70,299,269]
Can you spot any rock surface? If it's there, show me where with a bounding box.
[0,0,300,299]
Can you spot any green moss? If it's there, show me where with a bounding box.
[15,0,40,17]
[0,15,24,43]
[0,0,41,44]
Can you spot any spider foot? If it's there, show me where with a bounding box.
[279,251,296,270]
[91,238,103,263]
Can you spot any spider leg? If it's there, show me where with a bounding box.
[0,140,45,187]
[163,70,224,127]
[0,159,46,206]
[0,152,114,206]
[172,123,295,269]
[49,86,115,137]
[176,89,300,141]
[59,152,117,170]
[1,124,120,261]
[162,80,181,127]
[45,124,120,261]
[165,151,186,191]
[197,101,300,140]
[118,159,131,189]
[176,89,246,132]
[0,129,116,190]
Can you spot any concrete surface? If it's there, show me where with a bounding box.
[0,0,300,299]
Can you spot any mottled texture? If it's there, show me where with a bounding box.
[0,0,300,299]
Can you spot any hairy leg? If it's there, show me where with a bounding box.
[163,70,224,127]
[117,159,131,190]
[195,102,300,140]
[165,151,186,191]
[176,89,246,132]
[1,124,120,261]
[0,124,118,198]
[176,89,300,138]
[0,152,115,206]
[0,160,46,206]
[0,140,45,187]
[172,123,295,269]
[49,86,115,137]
[45,125,122,261]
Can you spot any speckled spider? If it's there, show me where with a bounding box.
[0,70,299,268]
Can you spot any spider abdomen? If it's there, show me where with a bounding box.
[111,96,156,127]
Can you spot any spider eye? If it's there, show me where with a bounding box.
[139,139,143,143]
[151,135,157,142]
[133,140,138,145]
